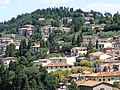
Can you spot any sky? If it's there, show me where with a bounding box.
[0,0,120,22]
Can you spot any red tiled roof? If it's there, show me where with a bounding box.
[90,52,104,57]
[76,80,101,87]
[87,71,120,77]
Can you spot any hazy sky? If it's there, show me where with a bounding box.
[0,0,120,22]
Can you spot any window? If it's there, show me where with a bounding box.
[100,88,105,90]
[94,79,95,81]
[108,78,110,81]
[99,79,101,81]
[65,66,67,68]
[56,66,57,69]
[103,79,105,81]
[69,66,72,68]
[111,78,114,80]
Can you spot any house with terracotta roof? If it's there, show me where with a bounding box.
[18,25,34,36]
[97,38,113,51]
[31,44,40,53]
[44,62,73,72]
[68,71,91,82]
[71,47,87,57]
[33,57,76,72]
[112,35,120,51]
[76,80,118,90]
[96,59,120,72]
[1,57,16,65]
[90,52,104,61]
[82,71,120,84]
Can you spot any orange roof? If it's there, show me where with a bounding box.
[44,62,73,67]
[90,52,104,57]
[87,71,120,77]
[76,80,101,87]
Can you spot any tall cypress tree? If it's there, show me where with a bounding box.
[27,40,31,50]
[72,35,76,46]
[86,40,94,57]
[96,40,98,49]
[18,39,27,56]
[76,33,83,46]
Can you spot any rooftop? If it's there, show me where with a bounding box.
[44,62,73,67]
[76,80,101,87]
[90,52,104,57]
[86,71,120,77]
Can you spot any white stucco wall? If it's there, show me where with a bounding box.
[93,84,113,90]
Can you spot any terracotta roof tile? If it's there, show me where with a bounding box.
[87,71,120,77]
[90,52,104,57]
[76,80,101,87]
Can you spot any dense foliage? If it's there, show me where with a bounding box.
[0,56,59,90]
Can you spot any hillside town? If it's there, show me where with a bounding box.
[0,7,120,90]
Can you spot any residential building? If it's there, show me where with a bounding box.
[96,60,120,72]
[44,62,73,72]
[97,38,112,51]
[83,36,97,44]
[84,24,95,31]
[1,34,16,39]
[90,52,104,61]
[113,36,120,43]
[1,57,16,65]
[61,27,70,32]
[33,57,76,72]
[63,17,73,23]
[31,44,40,53]
[76,80,118,90]
[71,47,87,57]
[84,71,120,84]
[94,24,106,30]
[18,25,34,36]
[113,42,120,50]
[41,26,70,39]
[41,26,57,39]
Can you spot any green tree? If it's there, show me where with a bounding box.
[5,43,16,57]
[86,40,94,57]
[80,60,91,67]
[27,40,31,50]
[18,39,27,56]
[113,81,119,88]
[76,33,83,46]
[96,40,98,49]
[72,35,76,46]
[68,81,78,90]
